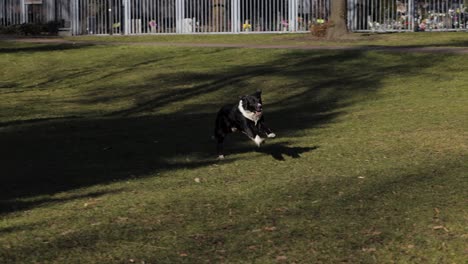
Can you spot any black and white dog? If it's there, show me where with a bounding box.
[214,90,276,159]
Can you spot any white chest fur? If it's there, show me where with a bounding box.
[238,100,262,125]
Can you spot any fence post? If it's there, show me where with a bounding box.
[123,0,131,35]
[70,0,77,35]
[288,0,297,32]
[45,0,55,21]
[20,0,26,23]
[409,0,415,32]
[107,0,112,35]
[175,0,184,34]
[231,0,240,33]
[347,0,352,31]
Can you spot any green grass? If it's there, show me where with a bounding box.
[0,37,467,263]
[68,31,468,47]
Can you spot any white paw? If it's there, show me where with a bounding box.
[267,133,276,138]
[254,135,265,147]
[218,155,225,160]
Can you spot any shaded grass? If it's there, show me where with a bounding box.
[67,32,468,47]
[0,41,467,263]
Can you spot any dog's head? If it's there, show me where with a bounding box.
[240,90,263,116]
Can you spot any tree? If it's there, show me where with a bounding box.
[212,0,226,32]
[326,0,349,40]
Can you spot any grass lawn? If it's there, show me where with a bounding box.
[68,31,468,47]
[0,36,467,263]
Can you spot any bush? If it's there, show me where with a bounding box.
[0,21,61,36]
[19,23,43,35]
[45,21,61,35]
[310,21,333,38]
[0,25,21,35]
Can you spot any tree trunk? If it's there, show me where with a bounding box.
[212,0,225,32]
[326,0,349,40]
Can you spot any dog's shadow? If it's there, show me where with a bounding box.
[254,142,318,161]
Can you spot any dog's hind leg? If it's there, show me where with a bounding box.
[214,131,226,159]
[214,113,229,159]
[216,136,225,159]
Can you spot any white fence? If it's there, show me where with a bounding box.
[1,0,467,34]
[349,0,468,32]
[1,0,23,25]
[70,0,330,35]
[1,0,70,26]
[71,0,123,35]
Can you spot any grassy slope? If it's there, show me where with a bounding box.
[0,39,467,263]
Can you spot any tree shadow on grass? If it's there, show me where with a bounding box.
[0,49,456,214]
[0,189,123,217]
[0,114,222,204]
[0,43,93,54]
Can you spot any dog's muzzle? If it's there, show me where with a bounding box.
[255,104,263,115]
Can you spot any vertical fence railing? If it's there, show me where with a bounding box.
[297,0,330,32]
[25,0,55,24]
[3,0,466,33]
[414,0,468,31]
[0,0,23,25]
[240,0,288,32]
[71,0,124,35]
[102,0,330,34]
[3,0,330,33]
[347,0,467,32]
[122,0,176,34]
[348,0,415,32]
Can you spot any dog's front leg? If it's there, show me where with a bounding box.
[244,127,265,147]
[259,122,276,138]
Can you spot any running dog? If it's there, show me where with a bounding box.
[214,90,276,159]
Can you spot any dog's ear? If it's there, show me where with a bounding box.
[253,90,262,98]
